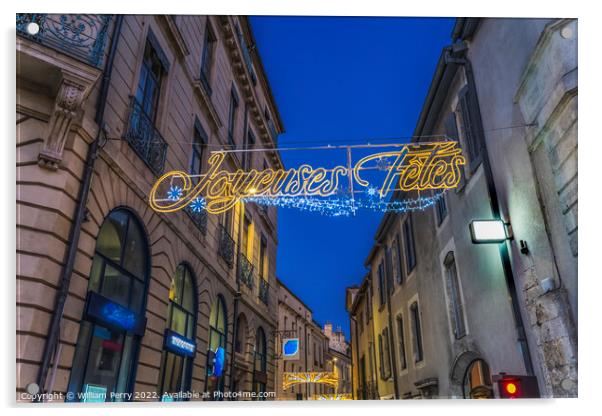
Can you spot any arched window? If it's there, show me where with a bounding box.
[158,264,197,400]
[206,295,227,396]
[253,327,267,398]
[67,209,149,402]
[463,359,493,399]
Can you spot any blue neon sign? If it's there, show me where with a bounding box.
[213,346,225,377]
[85,291,146,336]
[283,338,300,358]
[164,329,196,357]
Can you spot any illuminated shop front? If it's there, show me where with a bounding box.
[206,295,228,398]
[158,264,197,400]
[67,209,150,402]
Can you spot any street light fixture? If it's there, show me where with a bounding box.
[469,219,511,244]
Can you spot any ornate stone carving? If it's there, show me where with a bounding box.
[38,76,88,170]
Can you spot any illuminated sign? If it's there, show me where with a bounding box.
[84,291,146,336]
[149,142,466,216]
[213,346,225,377]
[282,338,299,361]
[164,329,196,357]
[282,372,338,390]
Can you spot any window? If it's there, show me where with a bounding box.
[435,193,448,225]
[259,234,267,280]
[227,85,239,146]
[458,86,483,172]
[463,359,493,399]
[444,252,466,339]
[241,215,252,259]
[190,117,207,183]
[67,209,149,401]
[135,39,165,121]
[253,327,267,399]
[395,234,404,284]
[397,316,407,371]
[410,302,424,363]
[378,330,391,380]
[382,328,392,379]
[445,112,466,192]
[403,215,417,273]
[207,295,228,396]
[385,247,394,294]
[377,261,386,306]
[158,264,197,399]
[242,124,255,171]
[200,20,216,94]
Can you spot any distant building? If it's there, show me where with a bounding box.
[16,14,284,401]
[322,323,353,398]
[276,279,348,400]
[347,17,577,399]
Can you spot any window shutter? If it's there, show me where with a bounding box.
[385,247,394,294]
[445,112,466,193]
[459,87,483,173]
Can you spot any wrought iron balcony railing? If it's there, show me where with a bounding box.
[16,14,110,68]
[237,252,254,289]
[218,224,235,267]
[258,278,269,305]
[123,97,168,175]
[185,204,208,235]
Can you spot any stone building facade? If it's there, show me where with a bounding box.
[17,14,283,401]
[346,17,577,399]
[275,279,331,400]
[322,323,353,398]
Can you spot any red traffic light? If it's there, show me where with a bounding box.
[494,374,540,399]
[501,380,519,398]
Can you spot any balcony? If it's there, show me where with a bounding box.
[16,14,111,68]
[258,278,269,305]
[185,204,208,235]
[123,97,168,175]
[218,224,235,267]
[237,252,254,289]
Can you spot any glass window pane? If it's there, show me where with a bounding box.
[96,212,128,262]
[81,324,125,401]
[170,307,187,335]
[182,272,194,313]
[130,279,145,313]
[122,219,146,279]
[101,265,130,308]
[88,255,104,293]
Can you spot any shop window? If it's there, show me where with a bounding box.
[158,264,197,400]
[67,209,149,402]
[206,295,228,398]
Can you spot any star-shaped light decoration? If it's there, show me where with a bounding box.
[376,156,391,171]
[190,197,206,213]
[167,185,183,201]
[366,186,379,197]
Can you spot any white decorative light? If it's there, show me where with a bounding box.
[469,220,508,243]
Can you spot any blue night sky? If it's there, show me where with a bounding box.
[249,16,455,338]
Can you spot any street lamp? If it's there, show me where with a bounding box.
[469,219,511,244]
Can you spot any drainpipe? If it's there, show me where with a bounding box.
[35,15,124,398]
[446,45,535,376]
[228,205,243,396]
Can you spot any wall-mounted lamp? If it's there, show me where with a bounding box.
[469,219,512,244]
